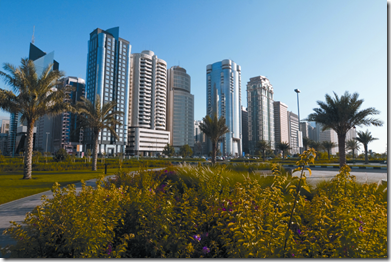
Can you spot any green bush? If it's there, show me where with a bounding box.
[53,149,70,162]
[1,151,387,258]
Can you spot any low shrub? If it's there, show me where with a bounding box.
[1,150,387,258]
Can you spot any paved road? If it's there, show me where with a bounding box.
[0,168,164,258]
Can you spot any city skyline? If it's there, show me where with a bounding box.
[0,0,386,153]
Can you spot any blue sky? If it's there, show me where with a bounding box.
[0,0,387,154]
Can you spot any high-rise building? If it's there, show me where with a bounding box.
[273,101,289,148]
[287,111,300,155]
[127,50,170,156]
[247,76,275,155]
[52,77,85,153]
[206,59,242,157]
[241,107,249,155]
[167,66,194,151]
[194,120,207,156]
[85,27,131,155]
[0,119,9,155]
[317,123,338,155]
[0,119,10,135]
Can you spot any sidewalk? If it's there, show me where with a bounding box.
[0,168,164,258]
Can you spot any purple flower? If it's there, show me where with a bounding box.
[229,209,233,212]
[297,229,302,235]
[33,223,37,227]
[107,243,112,255]
[202,246,210,254]
[353,218,356,221]
[194,235,201,242]
[359,226,363,232]
[292,253,294,257]
[149,188,152,192]
[164,170,168,173]
[359,221,364,224]
[222,208,226,211]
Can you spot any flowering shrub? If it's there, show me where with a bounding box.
[1,150,387,258]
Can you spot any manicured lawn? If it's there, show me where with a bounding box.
[0,167,141,205]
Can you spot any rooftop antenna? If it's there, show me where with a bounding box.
[31,26,35,44]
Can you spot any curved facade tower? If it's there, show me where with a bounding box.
[167,66,194,151]
[206,59,242,157]
[127,50,170,156]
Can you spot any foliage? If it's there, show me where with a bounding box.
[2,150,387,258]
[308,141,323,159]
[179,144,193,158]
[199,114,229,164]
[302,137,312,151]
[306,91,383,167]
[162,144,175,157]
[74,95,124,171]
[0,58,71,179]
[356,130,378,164]
[32,151,42,164]
[53,148,70,162]
[256,140,271,161]
[346,139,360,160]
[322,141,337,160]
[277,142,290,159]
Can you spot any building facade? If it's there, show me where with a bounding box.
[52,77,86,154]
[287,111,300,155]
[194,120,207,156]
[85,27,130,155]
[167,66,194,151]
[206,59,242,157]
[127,50,170,156]
[241,107,249,155]
[247,76,275,155]
[273,101,289,149]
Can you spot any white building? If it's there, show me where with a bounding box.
[273,101,289,147]
[127,50,170,156]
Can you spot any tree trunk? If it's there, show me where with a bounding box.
[328,149,330,160]
[338,133,347,167]
[364,144,368,164]
[211,141,217,165]
[23,120,35,179]
[92,132,99,171]
[262,150,265,161]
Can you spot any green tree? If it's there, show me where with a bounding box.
[179,144,193,158]
[33,151,42,164]
[345,139,360,160]
[356,129,378,164]
[162,144,175,157]
[256,140,271,161]
[53,148,70,162]
[277,142,290,159]
[306,91,383,167]
[0,58,71,179]
[74,95,123,171]
[199,114,229,164]
[308,141,324,160]
[322,141,337,160]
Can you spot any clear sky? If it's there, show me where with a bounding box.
[0,0,387,154]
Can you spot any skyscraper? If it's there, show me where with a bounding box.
[127,50,170,156]
[273,101,289,148]
[287,111,300,155]
[167,66,194,151]
[52,77,85,153]
[241,106,249,155]
[85,27,130,155]
[247,76,275,155]
[206,59,242,157]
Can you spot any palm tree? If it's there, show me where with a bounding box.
[0,59,70,179]
[199,114,229,164]
[277,142,290,159]
[322,141,337,160]
[75,95,124,171]
[356,130,378,164]
[346,139,360,160]
[256,140,271,161]
[306,92,383,167]
[308,141,324,160]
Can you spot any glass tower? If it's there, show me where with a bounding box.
[85,27,131,155]
[206,59,242,157]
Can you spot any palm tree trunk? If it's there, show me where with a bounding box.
[92,133,99,171]
[212,141,216,165]
[338,133,347,167]
[23,120,35,179]
[364,144,368,164]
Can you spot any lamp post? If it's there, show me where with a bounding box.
[294,89,301,153]
[45,132,50,164]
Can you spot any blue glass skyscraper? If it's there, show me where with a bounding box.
[206,59,242,157]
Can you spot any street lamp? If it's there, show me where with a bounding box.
[294,89,302,153]
[45,132,50,164]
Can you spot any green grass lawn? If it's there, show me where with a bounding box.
[0,167,143,205]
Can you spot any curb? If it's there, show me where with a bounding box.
[282,165,387,170]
